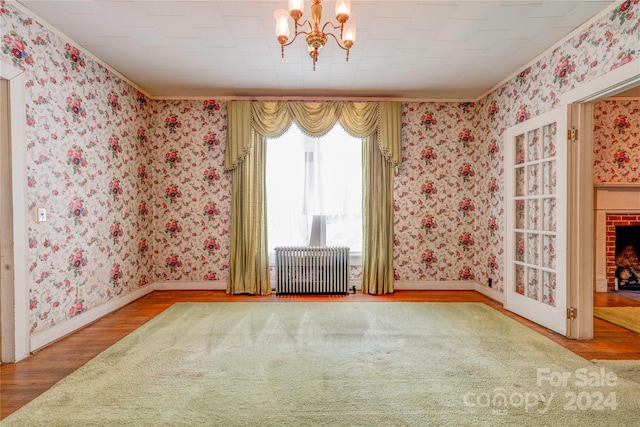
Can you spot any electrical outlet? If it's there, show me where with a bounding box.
[488,278,493,288]
[37,207,47,222]
[76,286,85,300]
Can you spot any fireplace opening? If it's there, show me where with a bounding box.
[615,225,640,290]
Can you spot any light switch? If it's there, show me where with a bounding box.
[37,207,47,222]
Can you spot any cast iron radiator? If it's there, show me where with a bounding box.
[275,246,350,295]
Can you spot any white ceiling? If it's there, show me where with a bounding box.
[15,0,617,100]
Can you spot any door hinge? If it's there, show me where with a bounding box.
[567,127,577,141]
[566,307,577,319]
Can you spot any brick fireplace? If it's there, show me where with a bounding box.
[595,183,640,292]
[605,215,640,290]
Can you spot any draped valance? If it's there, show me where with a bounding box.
[224,101,402,171]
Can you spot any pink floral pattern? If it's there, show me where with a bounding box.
[64,42,84,71]
[204,238,221,256]
[593,100,640,182]
[164,114,182,134]
[165,255,182,274]
[66,94,86,123]
[68,250,87,278]
[458,163,474,182]
[552,56,577,88]
[109,222,123,244]
[203,99,221,116]
[2,29,33,68]
[458,129,475,147]
[165,219,182,238]
[2,2,154,334]
[1,0,638,334]
[458,233,475,251]
[395,102,478,281]
[68,198,88,224]
[613,115,631,133]
[165,150,182,168]
[164,184,182,204]
[611,0,637,26]
[203,132,220,151]
[152,99,230,281]
[66,146,86,174]
[138,239,148,256]
[109,135,122,158]
[106,91,121,114]
[203,168,220,186]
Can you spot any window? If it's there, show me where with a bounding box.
[266,123,362,262]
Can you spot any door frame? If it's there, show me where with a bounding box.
[565,103,594,339]
[1,59,30,362]
[561,64,640,340]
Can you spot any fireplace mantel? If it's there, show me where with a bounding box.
[594,183,640,292]
[595,182,640,188]
[595,183,640,212]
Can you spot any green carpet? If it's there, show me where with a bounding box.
[594,307,640,334]
[592,360,640,385]
[3,302,640,426]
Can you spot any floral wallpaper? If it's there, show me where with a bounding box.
[150,100,231,282]
[593,99,640,182]
[1,2,154,334]
[394,103,480,282]
[1,0,639,336]
[470,0,640,292]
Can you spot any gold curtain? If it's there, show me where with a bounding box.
[249,101,379,139]
[361,134,395,294]
[225,100,402,295]
[225,102,271,295]
[361,102,401,294]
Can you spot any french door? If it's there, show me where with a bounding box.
[504,106,569,336]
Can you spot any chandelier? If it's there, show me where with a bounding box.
[274,0,356,71]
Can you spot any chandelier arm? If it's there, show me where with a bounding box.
[321,21,343,32]
[322,21,346,39]
[283,30,310,47]
[295,19,314,35]
[325,31,348,51]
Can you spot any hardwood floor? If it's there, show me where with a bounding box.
[1,289,639,420]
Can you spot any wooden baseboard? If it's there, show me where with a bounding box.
[30,285,155,352]
[394,280,475,290]
[153,280,227,291]
[474,282,504,303]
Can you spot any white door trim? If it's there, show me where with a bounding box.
[560,63,640,340]
[561,63,640,104]
[1,59,30,362]
[565,103,594,340]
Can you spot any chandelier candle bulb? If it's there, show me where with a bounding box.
[289,0,303,29]
[274,10,290,38]
[289,0,304,17]
[343,21,356,43]
[274,9,290,57]
[335,0,350,23]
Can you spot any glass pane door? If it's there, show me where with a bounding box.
[513,123,557,306]
[505,107,567,336]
